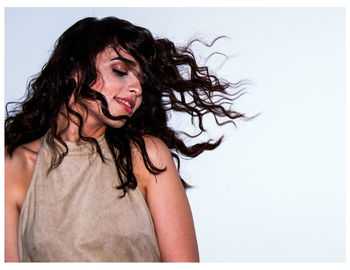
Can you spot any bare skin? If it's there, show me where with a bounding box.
[5,47,199,262]
[5,140,41,262]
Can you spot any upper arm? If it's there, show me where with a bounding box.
[5,152,22,262]
[5,146,37,262]
[133,137,199,262]
[5,182,20,262]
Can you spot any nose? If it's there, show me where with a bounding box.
[128,73,142,96]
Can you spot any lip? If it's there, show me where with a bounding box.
[114,97,135,114]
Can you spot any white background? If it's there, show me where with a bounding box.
[5,7,346,262]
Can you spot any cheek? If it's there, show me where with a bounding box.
[135,98,143,111]
[89,76,103,92]
[89,75,113,97]
[85,99,103,115]
[90,84,115,103]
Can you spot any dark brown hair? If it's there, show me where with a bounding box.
[5,17,248,196]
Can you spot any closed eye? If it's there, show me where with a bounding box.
[112,69,128,77]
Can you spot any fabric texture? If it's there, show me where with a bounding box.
[17,134,161,262]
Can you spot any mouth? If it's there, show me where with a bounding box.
[114,97,135,114]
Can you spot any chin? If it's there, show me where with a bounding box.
[105,119,128,129]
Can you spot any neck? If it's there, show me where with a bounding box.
[56,111,106,142]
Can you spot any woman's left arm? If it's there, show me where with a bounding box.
[133,136,199,262]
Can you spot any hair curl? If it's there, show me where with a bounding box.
[5,16,248,196]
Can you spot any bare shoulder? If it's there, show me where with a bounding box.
[5,139,41,262]
[140,135,172,166]
[131,135,199,261]
[131,136,173,192]
[5,139,41,209]
[5,138,42,174]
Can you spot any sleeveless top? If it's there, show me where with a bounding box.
[17,134,161,262]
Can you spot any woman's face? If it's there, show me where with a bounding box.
[80,46,143,132]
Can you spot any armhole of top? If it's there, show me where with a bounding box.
[18,136,45,217]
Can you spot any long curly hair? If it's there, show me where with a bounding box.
[5,16,248,196]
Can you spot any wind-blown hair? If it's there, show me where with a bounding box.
[5,16,247,196]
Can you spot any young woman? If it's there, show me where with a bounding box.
[5,16,246,262]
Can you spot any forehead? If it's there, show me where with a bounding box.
[95,46,139,67]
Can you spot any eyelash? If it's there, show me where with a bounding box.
[112,69,128,77]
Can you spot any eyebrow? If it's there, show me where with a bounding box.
[110,57,137,67]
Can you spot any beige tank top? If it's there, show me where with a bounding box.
[17,134,161,262]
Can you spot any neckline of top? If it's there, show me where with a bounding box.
[46,133,108,156]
